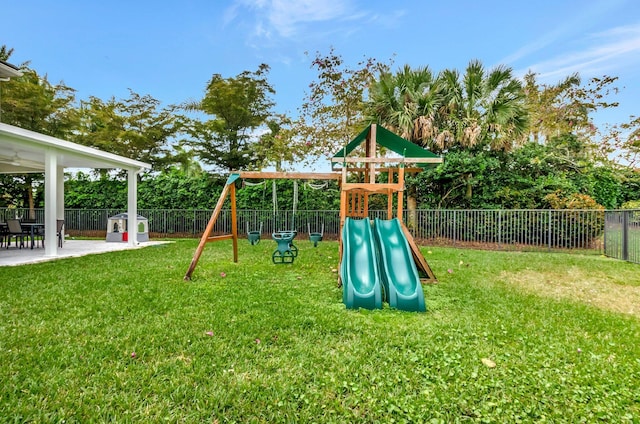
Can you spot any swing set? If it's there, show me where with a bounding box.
[184,171,341,279]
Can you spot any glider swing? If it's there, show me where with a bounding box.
[271,179,300,263]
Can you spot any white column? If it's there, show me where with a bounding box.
[44,149,58,256]
[57,166,65,245]
[127,168,138,246]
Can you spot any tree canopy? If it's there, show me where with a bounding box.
[182,64,275,172]
[2,43,639,212]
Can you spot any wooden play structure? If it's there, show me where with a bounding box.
[332,124,442,283]
[184,124,442,282]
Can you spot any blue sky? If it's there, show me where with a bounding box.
[2,0,639,130]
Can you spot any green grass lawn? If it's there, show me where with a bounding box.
[1,239,639,422]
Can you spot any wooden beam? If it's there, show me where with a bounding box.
[332,166,426,174]
[207,234,235,242]
[400,222,437,283]
[333,166,425,174]
[332,157,442,164]
[239,171,341,180]
[185,181,233,280]
[341,182,404,193]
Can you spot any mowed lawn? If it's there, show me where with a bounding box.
[0,238,639,422]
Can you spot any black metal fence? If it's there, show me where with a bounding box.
[605,210,640,264]
[412,209,605,252]
[2,207,615,255]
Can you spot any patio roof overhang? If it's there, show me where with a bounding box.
[0,123,151,174]
[0,123,152,258]
[0,60,22,79]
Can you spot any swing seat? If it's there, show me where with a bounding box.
[276,230,298,257]
[272,231,297,264]
[308,223,324,247]
[247,222,263,246]
[309,233,323,247]
[248,231,261,245]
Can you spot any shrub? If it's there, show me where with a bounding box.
[621,200,640,209]
[543,191,604,248]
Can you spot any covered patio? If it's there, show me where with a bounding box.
[0,123,152,261]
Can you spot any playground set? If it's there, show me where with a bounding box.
[184,124,443,312]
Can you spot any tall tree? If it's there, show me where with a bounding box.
[435,60,529,153]
[366,60,528,153]
[0,51,78,215]
[0,45,14,61]
[365,64,443,142]
[523,72,618,144]
[73,91,180,172]
[0,68,78,136]
[364,65,443,224]
[253,114,298,172]
[183,64,275,171]
[608,115,640,167]
[367,61,528,203]
[297,48,390,160]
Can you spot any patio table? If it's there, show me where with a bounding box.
[21,222,44,249]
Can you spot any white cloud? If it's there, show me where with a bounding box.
[499,0,629,66]
[267,0,352,37]
[519,22,640,82]
[226,0,360,40]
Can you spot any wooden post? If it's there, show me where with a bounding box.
[185,182,233,280]
[230,181,238,263]
[369,124,377,184]
[397,166,405,223]
[364,192,369,218]
[387,170,394,219]
[339,167,348,240]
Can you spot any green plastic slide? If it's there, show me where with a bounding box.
[373,218,426,312]
[341,217,382,310]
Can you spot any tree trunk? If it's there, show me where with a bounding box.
[407,193,417,230]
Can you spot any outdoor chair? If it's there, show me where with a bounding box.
[6,219,28,249]
[0,223,7,248]
[40,219,65,248]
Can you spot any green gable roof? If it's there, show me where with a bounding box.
[332,124,441,168]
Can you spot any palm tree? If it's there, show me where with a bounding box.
[365,61,529,203]
[365,64,443,144]
[437,59,528,152]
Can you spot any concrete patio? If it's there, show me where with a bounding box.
[0,239,171,267]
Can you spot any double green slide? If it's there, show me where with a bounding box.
[341,217,426,312]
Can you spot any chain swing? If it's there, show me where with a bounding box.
[271,179,299,263]
[304,181,327,247]
[243,179,266,245]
